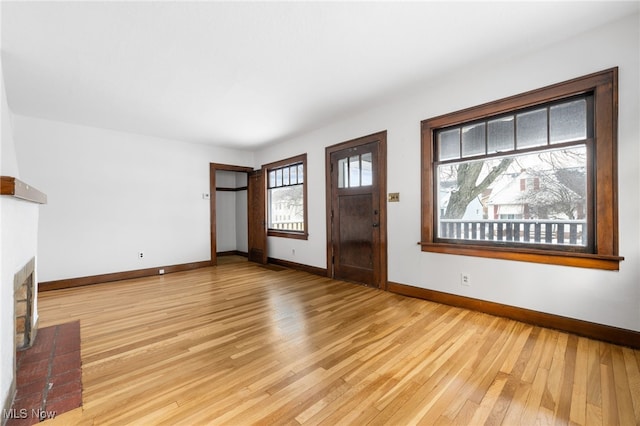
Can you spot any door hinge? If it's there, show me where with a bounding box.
[332,255,335,264]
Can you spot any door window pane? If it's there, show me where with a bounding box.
[361,152,373,186]
[338,158,347,188]
[349,155,360,187]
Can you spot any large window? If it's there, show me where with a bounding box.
[421,69,622,270]
[265,154,308,239]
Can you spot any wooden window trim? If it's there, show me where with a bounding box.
[421,68,623,270]
[263,154,308,240]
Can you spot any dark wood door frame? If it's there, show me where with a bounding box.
[325,131,388,289]
[247,169,268,264]
[209,163,254,266]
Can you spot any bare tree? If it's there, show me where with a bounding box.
[443,158,513,219]
[519,167,586,219]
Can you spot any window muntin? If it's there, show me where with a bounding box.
[436,97,589,162]
[266,154,308,239]
[421,68,621,270]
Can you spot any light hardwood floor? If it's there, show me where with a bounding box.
[38,257,640,425]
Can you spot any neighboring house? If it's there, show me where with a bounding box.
[487,169,585,221]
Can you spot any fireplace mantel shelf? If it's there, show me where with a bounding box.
[0,176,47,204]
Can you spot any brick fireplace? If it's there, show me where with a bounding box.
[14,257,37,351]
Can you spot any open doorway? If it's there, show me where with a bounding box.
[209,163,253,265]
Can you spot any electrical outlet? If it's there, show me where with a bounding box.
[138,251,144,259]
[202,193,210,200]
[460,273,471,286]
[159,269,165,275]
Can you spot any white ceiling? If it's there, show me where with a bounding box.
[1,1,638,149]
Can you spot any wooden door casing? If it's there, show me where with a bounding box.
[247,169,267,264]
[209,163,253,266]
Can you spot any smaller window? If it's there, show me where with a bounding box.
[264,154,308,240]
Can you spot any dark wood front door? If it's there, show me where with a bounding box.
[327,132,387,288]
[247,169,267,264]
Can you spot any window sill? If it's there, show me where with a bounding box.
[268,230,309,240]
[418,242,623,270]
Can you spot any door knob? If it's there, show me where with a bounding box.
[372,223,379,228]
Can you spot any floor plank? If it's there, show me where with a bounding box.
[35,257,640,425]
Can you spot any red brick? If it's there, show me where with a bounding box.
[51,350,81,376]
[50,367,82,386]
[19,348,51,364]
[12,391,43,412]
[46,390,82,414]
[46,380,82,403]
[15,379,45,400]
[54,337,81,356]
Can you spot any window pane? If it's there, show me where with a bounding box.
[338,158,347,188]
[436,147,587,247]
[282,167,289,186]
[268,185,304,231]
[438,128,460,160]
[349,155,360,187]
[516,108,547,149]
[550,99,587,144]
[297,164,304,183]
[289,165,298,184]
[268,170,276,188]
[361,152,373,186]
[462,123,485,157]
[275,169,282,187]
[488,116,514,153]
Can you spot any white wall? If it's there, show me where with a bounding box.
[215,191,237,252]
[0,51,14,415]
[215,170,248,254]
[255,13,640,332]
[14,116,253,282]
[216,171,238,253]
[235,173,248,253]
[1,61,40,413]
